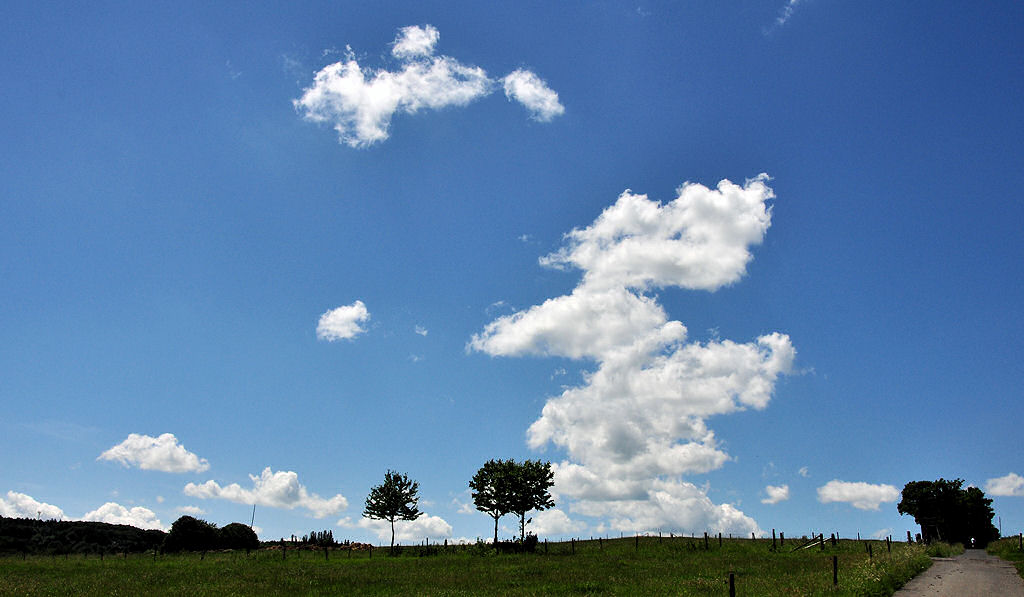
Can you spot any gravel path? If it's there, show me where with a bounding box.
[894,549,1024,596]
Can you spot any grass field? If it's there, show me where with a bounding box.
[0,536,933,596]
[988,535,1024,579]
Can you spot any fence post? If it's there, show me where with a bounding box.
[819,534,825,551]
[704,532,709,551]
[780,531,784,547]
[571,538,575,555]
[719,532,722,548]
[599,537,602,550]
[772,529,776,552]
[729,572,736,597]
[832,555,838,586]
[907,531,913,543]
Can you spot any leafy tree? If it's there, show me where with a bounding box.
[363,470,422,553]
[508,459,555,542]
[219,522,259,550]
[897,478,999,547]
[163,516,219,552]
[469,458,515,546]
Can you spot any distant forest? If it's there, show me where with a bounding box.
[0,516,165,555]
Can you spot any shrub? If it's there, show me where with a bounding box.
[163,516,219,553]
[219,523,259,550]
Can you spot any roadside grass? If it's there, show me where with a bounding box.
[988,536,1024,579]
[0,536,932,596]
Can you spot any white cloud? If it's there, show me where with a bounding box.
[762,484,790,505]
[471,175,790,533]
[317,301,370,341]
[817,480,899,511]
[294,25,562,148]
[798,466,809,478]
[184,467,348,518]
[176,505,205,515]
[529,508,586,537]
[774,0,805,27]
[985,472,1024,497]
[98,433,210,473]
[341,513,452,543]
[0,491,66,520]
[503,69,565,122]
[391,24,440,59]
[82,502,165,530]
[538,175,774,293]
[415,325,428,336]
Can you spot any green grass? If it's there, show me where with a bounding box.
[988,535,1024,579]
[0,536,932,596]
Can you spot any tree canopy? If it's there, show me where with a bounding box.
[363,470,422,552]
[469,459,555,545]
[508,459,555,542]
[897,478,999,547]
[469,458,515,546]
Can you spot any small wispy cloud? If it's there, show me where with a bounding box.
[415,325,428,336]
[762,484,790,504]
[317,301,370,341]
[765,0,807,34]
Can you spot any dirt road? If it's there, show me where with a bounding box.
[894,549,1024,596]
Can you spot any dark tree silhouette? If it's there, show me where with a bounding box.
[897,478,999,547]
[469,458,515,546]
[163,516,219,552]
[363,470,422,553]
[219,522,259,550]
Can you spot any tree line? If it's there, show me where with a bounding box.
[363,459,555,553]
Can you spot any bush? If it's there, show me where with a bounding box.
[163,516,219,553]
[219,523,259,550]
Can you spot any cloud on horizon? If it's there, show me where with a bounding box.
[340,513,453,542]
[985,472,1024,497]
[82,502,164,530]
[0,490,165,530]
[294,25,563,147]
[98,433,210,473]
[317,301,370,341]
[184,467,348,518]
[817,480,899,511]
[471,175,793,534]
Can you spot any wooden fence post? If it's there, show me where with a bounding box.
[719,532,722,548]
[729,572,736,597]
[571,538,575,555]
[780,531,784,547]
[772,529,776,552]
[907,531,912,543]
[704,532,709,551]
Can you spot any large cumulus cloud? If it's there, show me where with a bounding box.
[472,175,793,535]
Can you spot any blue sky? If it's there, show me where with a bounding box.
[2,1,1023,544]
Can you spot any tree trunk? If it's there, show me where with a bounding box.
[492,514,499,547]
[390,518,395,553]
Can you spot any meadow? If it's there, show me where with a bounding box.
[0,535,936,596]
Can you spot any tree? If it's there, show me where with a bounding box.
[163,516,219,552]
[219,523,259,550]
[363,470,422,553]
[508,460,555,543]
[469,459,515,546]
[897,478,999,547]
